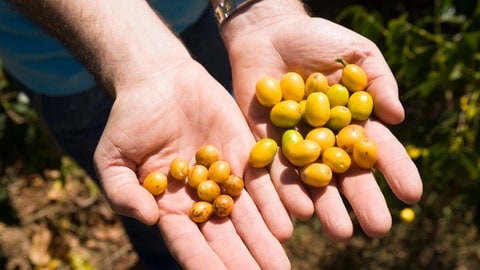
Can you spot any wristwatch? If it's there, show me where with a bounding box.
[213,0,260,26]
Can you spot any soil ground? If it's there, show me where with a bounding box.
[1,157,480,270]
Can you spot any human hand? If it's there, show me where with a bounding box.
[93,60,291,269]
[221,0,423,241]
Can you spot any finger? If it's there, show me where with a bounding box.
[268,151,315,221]
[221,141,294,242]
[365,120,423,204]
[158,215,226,270]
[308,180,354,241]
[202,217,260,269]
[95,162,160,225]
[230,191,291,270]
[243,167,294,242]
[338,166,392,238]
[363,54,405,125]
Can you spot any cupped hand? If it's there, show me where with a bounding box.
[223,1,423,241]
[93,59,291,269]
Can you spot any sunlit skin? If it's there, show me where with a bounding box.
[14,0,423,268]
[223,1,421,243]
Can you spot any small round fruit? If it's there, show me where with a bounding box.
[300,163,333,187]
[222,175,244,197]
[305,127,336,155]
[352,137,378,169]
[305,72,329,95]
[249,138,278,168]
[280,71,305,102]
[347,91,374,121]
[195,145,220,168]
[285,139,321,167]
[208,160,231,184]
[322,147,351,174]
[255,76,282,107]
[336,124,366,153]
[304,92,330,127]
[326,84,350,107]
[270,100,302,128]
[281,129,304,157]
[142,171,168,196]
[190,201,214,223]
[336,58,368,92]
[399,207,415,223]
[213,194,235,217]
[325,105,352,132]
[169,157,189,180]
[197,179,221,202]
[187,164,209,189]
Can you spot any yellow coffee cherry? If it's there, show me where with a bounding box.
[322,147,351,174]
[326,83,350,107]
[399,207,415,223]
[255,76,282,107]
[300,163,333,187]
[195,145,220,168]
[304,92,330,127]
[325,105,352,132]
[336,124,366,154]
[197,179,221,202]
[281,129,304,157]
[249,138,278,168]
[270,100,302,128]
[169,157,189,181]
[187,164,209,189]
[190,201,214,223]
[213,194,235,217]
[352,137,378,169]
[142,171,168,196]
[285,139,321,167]
[280,71,305,102]
[347,91,373,121]
[336,58,368,92]
[208,160,231,184]
[305,72,329,95]
[222,175,244,197]
[305,127,336,155]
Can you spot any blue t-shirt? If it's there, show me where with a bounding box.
[0,0,209,95]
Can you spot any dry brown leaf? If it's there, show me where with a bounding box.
[28,225,52,266]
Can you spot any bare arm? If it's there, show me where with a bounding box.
[9,1,292,268]
[10,0,190,95]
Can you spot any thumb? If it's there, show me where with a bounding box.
[94,162,160,225]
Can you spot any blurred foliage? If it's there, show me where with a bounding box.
[0,64,62,173]
[336,0,480,216]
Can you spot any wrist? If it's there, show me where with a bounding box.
[216,0,307,46]
[212,0,262,26]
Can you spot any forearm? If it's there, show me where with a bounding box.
[10,0,190,95]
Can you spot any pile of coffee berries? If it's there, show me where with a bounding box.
[249,58,378,187]
[142,144,244,223]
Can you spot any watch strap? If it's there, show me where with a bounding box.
[214,0,260,26]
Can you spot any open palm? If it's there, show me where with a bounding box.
[226,15,423,241]
[93,60,291,269]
